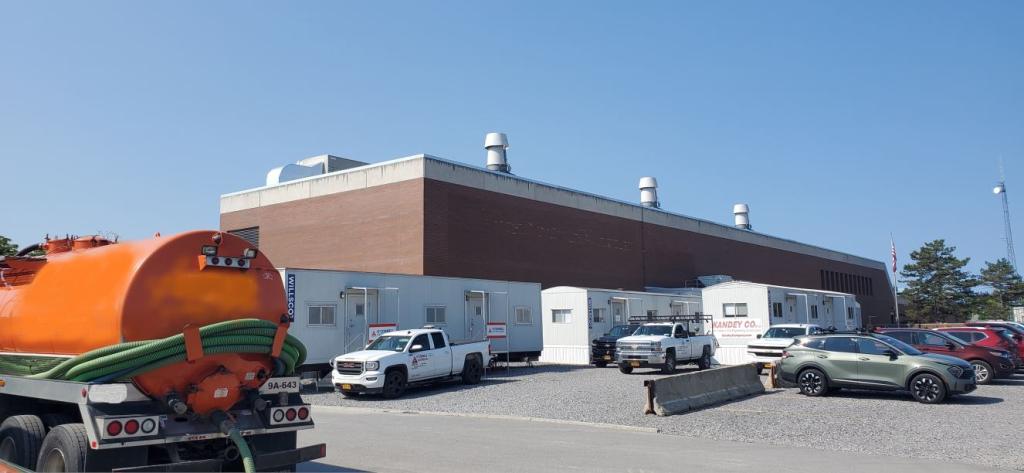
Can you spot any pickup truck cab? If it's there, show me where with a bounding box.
[615,316,717,374]
[748,324,825,372]
[332,329,489,398]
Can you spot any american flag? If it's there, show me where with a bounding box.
[890,238,897,273]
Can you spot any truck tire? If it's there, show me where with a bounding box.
[661,351,676,374]
[696,348,712,371]
[462,356,483,385]
[35,423,89,472]
[381,370,407,399]
[618,365,633,374]
[0,414,46,470]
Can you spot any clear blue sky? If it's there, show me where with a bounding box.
[1,2,1021,280]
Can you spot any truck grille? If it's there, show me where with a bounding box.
[747,346,784,358]
[594,342,616,350]
[335,361,363,375]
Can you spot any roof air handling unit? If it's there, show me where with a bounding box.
[484,132,511,173]
[639,177,659,208]
[733,204,751,230]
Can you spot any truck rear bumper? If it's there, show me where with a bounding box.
[111,443,327,472]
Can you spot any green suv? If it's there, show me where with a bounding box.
[779,332,977,404]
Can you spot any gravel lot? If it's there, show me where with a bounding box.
[305,363,1023,470]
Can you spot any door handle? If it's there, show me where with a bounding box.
[817,355,828,359]
[858,357,870,361]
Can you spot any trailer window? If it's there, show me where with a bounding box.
[723,303,748,317]
[591,308,606,324]
[810,305,819,319]
[307,305,336,326]
[552,309,572,324]
[847,307,854,320]
[772,303,783,318]
[516,306,534,325]
[426,306,447,324]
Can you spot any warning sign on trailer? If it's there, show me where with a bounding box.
[486,322,507,339]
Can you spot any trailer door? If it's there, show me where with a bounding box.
[344,290,378,353]
[611,301,626,325]
[466,294,486,341]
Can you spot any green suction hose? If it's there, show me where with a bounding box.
[0,318,306,382]
[228,428,256,473]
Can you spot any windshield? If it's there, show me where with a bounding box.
[365,335,412,352]
[763,327,807,339]
[874,334,924,356]
[608,325,637,337]
[633,325,673,336]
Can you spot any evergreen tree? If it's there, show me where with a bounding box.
[976,259,1024,320]
[0,235,17,257]
[900,240,977,323]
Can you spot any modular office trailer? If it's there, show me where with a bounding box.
[702,280,861,365]
[539,286,703,365]
[281,268,543,375]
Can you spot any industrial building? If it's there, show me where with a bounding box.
[539,286,702,365]
[702,280,861,365]
[220,133,894,327]
[281,268,543,375]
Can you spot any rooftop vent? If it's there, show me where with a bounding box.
[484,133,511,173]
[266,155,368,186]
[733,203,751,230]
[639,177,659,208]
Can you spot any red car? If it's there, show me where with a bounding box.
[966,321,1024,360]
[939,326,1023,368]
[875,327,1015,384]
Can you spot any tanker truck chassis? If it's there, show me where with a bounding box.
[0,375,324,471]
[0,374,324,471]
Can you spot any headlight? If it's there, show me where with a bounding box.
[365,361,380,371]
[947,365,965,378]
[652,343,661,351]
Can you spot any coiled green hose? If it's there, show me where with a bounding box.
[0,318,306,382]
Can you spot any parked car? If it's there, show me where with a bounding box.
[966,321,1024,362]
[780,332,976,403]
[936,326,1022,368]
[877,328,1014,384]
[591,324,640,367]
[616,317,716,374]
[331,328,489,398]
[747,324,825,373]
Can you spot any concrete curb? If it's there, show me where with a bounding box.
[311,405,662,434]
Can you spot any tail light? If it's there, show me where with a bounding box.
[297,407,309,420]
[268,404,313,426]
[99,416,160,439]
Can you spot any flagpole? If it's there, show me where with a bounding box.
[891,234,901,327]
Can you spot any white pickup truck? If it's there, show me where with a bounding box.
[747,324,825,372]
[331,328,489,398]
[615,317,717,374]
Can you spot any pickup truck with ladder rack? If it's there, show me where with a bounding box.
[615,315,718,374]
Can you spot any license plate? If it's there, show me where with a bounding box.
[630,361,640,367]
[603,355,612,360]
[259,377,300,394]
[341,384,352,390]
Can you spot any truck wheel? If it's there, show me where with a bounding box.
[35,424,88,472]
[618,365,633,374]
[696,349,712,371]
[0,414,46,470]
[970,360,992,385]
[910,373,947,404]
[381,371,407,399]
[462,356,483,385]
[661,351,676,374]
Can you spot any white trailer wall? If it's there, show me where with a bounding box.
[282,268,543,371]
[703,281,861,365]
[540,287,702,365]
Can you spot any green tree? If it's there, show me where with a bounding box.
[900,239,977,323]
[0,235,17,257]
[975,259,1024,320]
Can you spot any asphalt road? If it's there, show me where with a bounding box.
[296,406,1008,473]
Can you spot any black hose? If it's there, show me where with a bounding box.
[15,244,41,257]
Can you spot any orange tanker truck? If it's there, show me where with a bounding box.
[0,231,325,472]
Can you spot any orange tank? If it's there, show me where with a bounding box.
[0,230,287,414]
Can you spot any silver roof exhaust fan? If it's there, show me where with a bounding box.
[639,177,660,208]
[484,132,511,173]
[733,203,751,230]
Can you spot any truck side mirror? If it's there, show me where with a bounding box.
[756,334,762,339]
[410,344,424,352]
